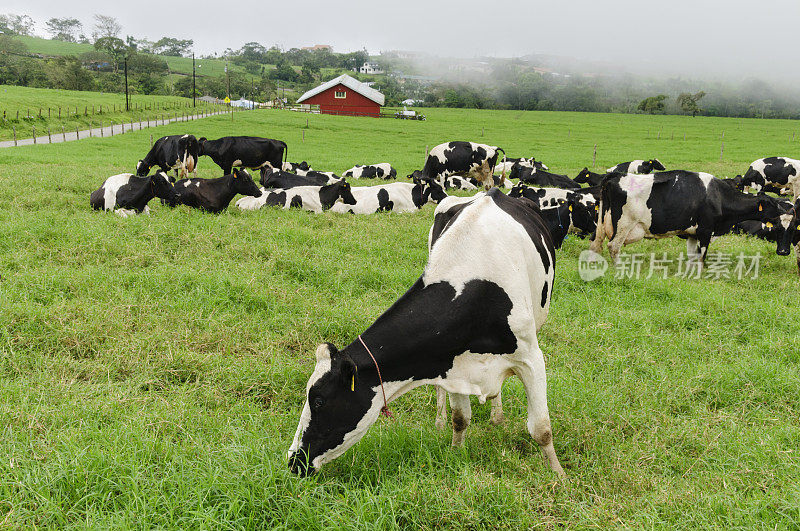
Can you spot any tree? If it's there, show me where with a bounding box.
[45,18,83,42]
[269,61,298,82]
[48,56,95,91]
[0,13,35,36]
[153,37,193,57]
[677,91,706,117]
[239,42,266,63]
[637,94,668,114]
[93,36,129,72]
[92,14,121,42]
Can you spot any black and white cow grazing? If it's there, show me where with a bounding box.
[509,185,599,237]
[574,167,608,187]
[173,168,262,213]
[283,161,313,175]
[198,136,288,178]
[90,171,178,216]
[330,178,448,214]
[740,157,800,197]
[136,134,200,178]
[606,159,666,174]
[343,163,397,180]
[517,167,581,190]
[260,168,340,189]
[237,180,356,213]
[288,188,563,477]
[410,141,506,189]
[591,170,784,264]
[507,159,548,180]
[769,200,800,275]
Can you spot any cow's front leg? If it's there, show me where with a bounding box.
[795,242,800,277]
[449,393,472,447]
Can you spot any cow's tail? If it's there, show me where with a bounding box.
[590,182,611,255]
[283,141,288,171]
[496,147,507,186]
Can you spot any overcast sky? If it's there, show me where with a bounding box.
[6,0,800,82]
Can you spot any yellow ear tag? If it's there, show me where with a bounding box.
[759,204,763,212]
[595,205,599,211]
[351,375,355,392]
[568,204,573,211]
[766,222,773,228]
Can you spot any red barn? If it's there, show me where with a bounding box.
[296,74,385,117]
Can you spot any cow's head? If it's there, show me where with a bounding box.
[232,168,262,197]
[197,137,208,155]
[508,184,527,198]
[288,343,377,476]
[574,167,593,184]
[135,160,150,177]
[646,159,666,172]
[151,171,179,207]
[566,194,598,236]
[771,200,800,256]
[407,170,425,180]
[343,165,362,178]
[338,180,357,205]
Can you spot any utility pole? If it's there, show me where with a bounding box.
[192,53,196,107]
[124,57,129,112]
[225,56,230,100]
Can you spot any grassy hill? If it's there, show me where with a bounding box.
[0,85,227,141]
[14,35,250,77]
[1,107,799,527]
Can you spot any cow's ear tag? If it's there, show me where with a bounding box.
[766,222,773,228]
[759,203,763,211]
[569,204,573,211]
[350,375,355,392]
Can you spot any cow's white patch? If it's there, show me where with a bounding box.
[232,159,242,167]
[102,173,134,210]
[697,172,715,188]
[236,185,325,213]
[330,182,430,214]
[183,181,192,187]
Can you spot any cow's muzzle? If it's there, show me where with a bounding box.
[777,247,791,256]
[288,450,315,477]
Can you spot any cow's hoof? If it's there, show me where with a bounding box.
[489,413,506,426]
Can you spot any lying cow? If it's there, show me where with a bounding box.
[173,168,262,213]
[283,161,313,175]
[498,157,549,175]
[136,134,200,179]
[261,168,340,189]
[343,163,397,180]
[288,188,564,477]
[90,171,178,216]
[443,176,478,191]
[198,136,287,178]
[237,180,356,213]
[330,178,447,214]
[739,157,800,197]
[606,159,666,174]
[410,141,506,189]
[517,167,581,190]
[591,170,783,264]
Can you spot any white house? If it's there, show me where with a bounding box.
[357,62,384,75]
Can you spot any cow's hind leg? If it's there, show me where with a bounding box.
[489,390,505,425]
[515,341,564,477]
[795,242,800,277]
[449,392,472,447]
[435,387,448,430]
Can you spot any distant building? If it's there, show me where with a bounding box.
[199,96,224,104]
[302,44,332,52]
[357,62,384,75]
[296,74,385,118]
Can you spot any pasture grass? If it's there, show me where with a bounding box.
[0,85,226,142]
[1,107,799,528]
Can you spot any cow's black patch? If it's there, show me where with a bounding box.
[290,195,303,208]
[199,136,287,177]
[518,168,580,190]
[541,281,549,308]
[265,191,287,207]
[377,188,394,211]
[261,169,331,189]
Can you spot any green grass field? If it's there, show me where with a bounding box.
[0,85,227,141]
[1,107,799,528]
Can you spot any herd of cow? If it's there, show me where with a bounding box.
[87,132,800,476]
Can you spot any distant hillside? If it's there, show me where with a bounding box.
[14,35,248,78]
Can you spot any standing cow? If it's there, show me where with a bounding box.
[288,189,563,477]
[136,134,200,179]
[606,159,666,174]
[410,141,506,189]
[591,171,783,264]
[198,136,288,178]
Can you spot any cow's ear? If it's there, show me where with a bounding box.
[315,343,337,362]
[198,137,206,143]
[339,354,357,391]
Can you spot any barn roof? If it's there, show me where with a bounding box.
[296,74,385,106]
